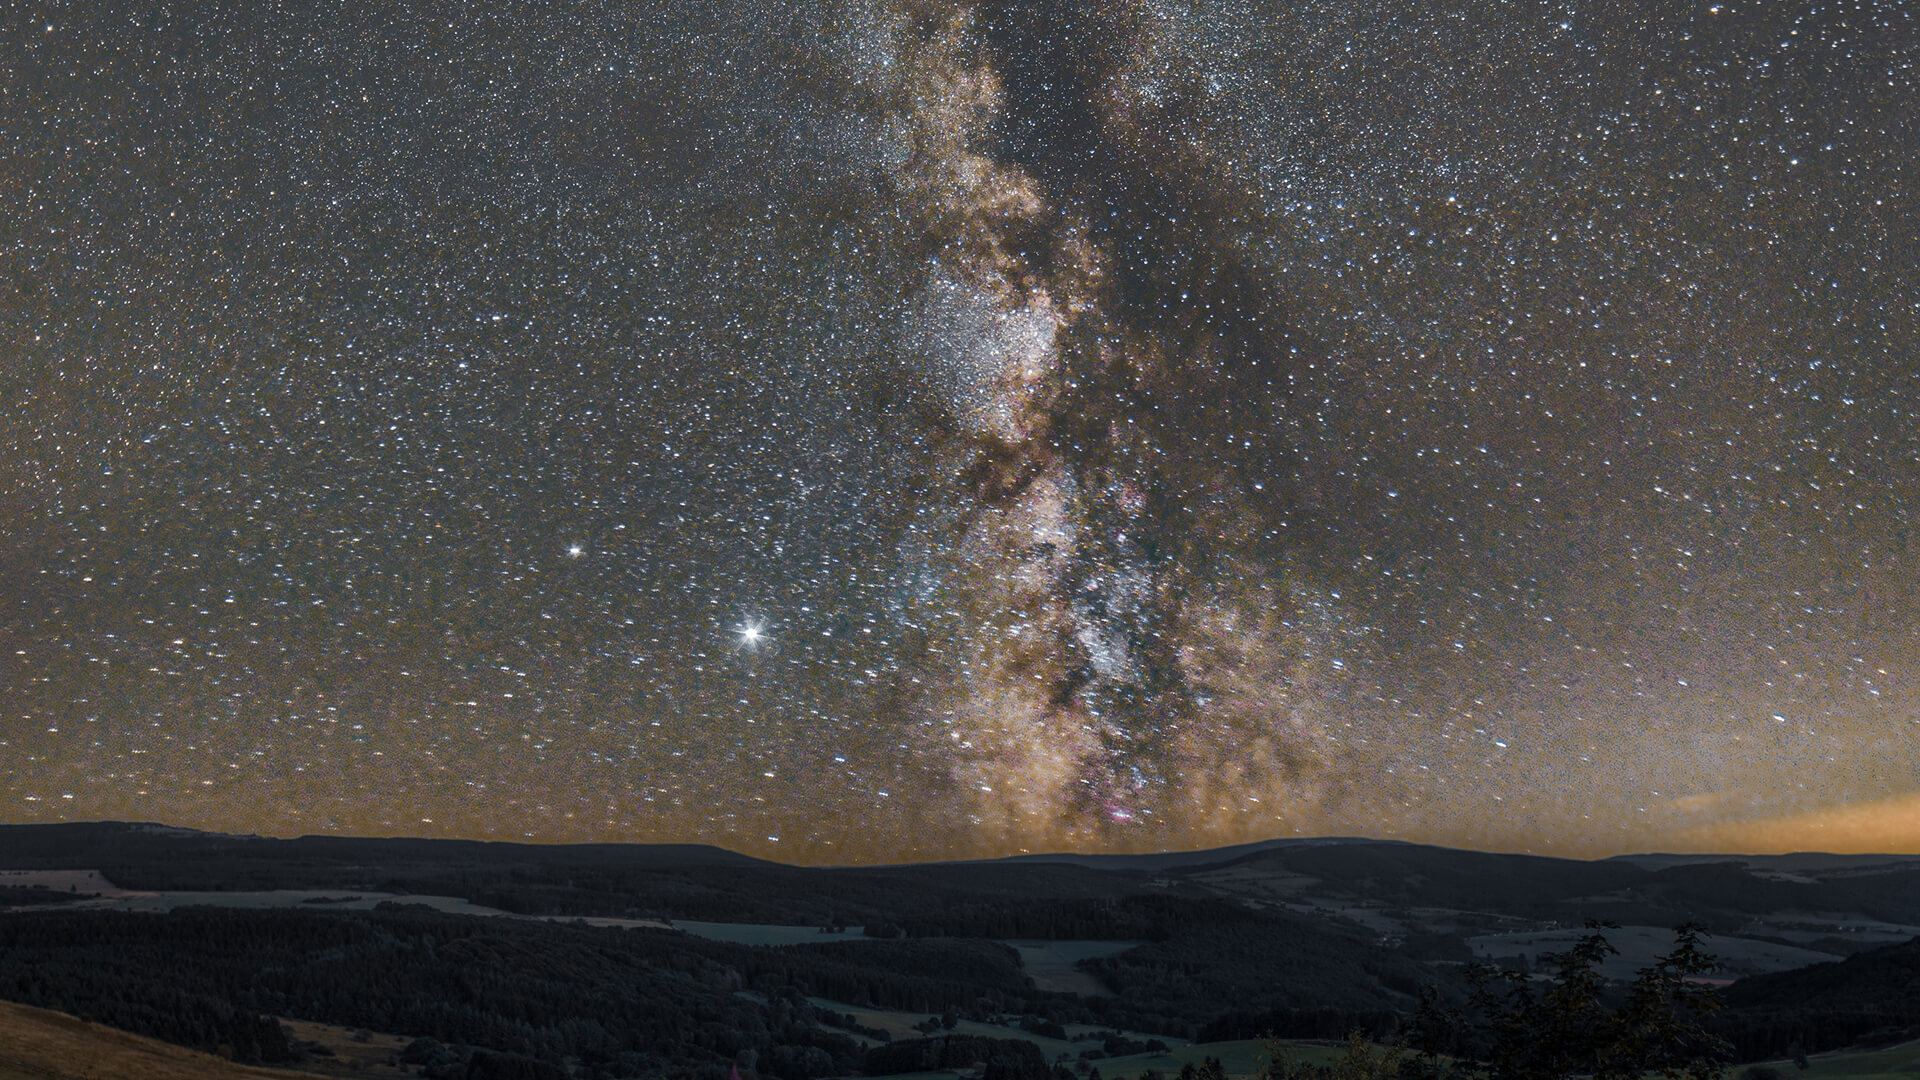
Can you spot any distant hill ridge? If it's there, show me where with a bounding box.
[933,836,1415,872]
[0,820,773,869]
[1604,850,1920,873]
[3,820,1920,1067]
[10,820,1916,874]
[7,820,1920,943]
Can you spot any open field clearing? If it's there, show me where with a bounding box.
[1467,924,1843,980]
[1747,912,1920,950]
[1004,940,1142,996]
[840,1039,1920,1080]
[275,1020,416,1079]
[0,869,127,897]
[1746,1043,1920,1080]
[677,920,870,945]
[1095,1038,1355,1079]
[683,924,1139,997]
[833,1038,1358,1080]
[802,996,1182,1061]
[25,885,513,916]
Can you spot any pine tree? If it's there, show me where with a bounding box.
[1407,922,1732,1080]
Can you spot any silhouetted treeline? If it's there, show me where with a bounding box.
[4,824,1179,928]
[863,1035,1048,1078]
[1197,1007,1403,1042]
[874,896,1181,941]
[0,905,1063,1079]
[1712,936,1920,1060]
[1078,905,1452,1033]
[0,901,1479,1074]
[0,884,95,905]
[0,898,1467,1069]
[89,854,1190,929]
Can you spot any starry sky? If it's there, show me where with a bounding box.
[3,0,1916,862]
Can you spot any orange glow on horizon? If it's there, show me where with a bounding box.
[1670,792,1920,855]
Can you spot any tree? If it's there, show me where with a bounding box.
[1406,922,1732,1080]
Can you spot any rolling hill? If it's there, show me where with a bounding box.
[2,822,1917,1076]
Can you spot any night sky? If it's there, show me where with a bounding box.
[4,0,1917,862]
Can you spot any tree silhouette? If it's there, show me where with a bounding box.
[1406,922,1732,1080]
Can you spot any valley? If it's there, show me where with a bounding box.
[2,823,1918,1079]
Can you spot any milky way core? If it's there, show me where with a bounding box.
[3,0,1916,859]
[873,0,1358,848]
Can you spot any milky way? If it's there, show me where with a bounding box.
[2,0,1916,859]
[871,0,1359,848]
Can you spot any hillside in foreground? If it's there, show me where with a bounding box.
[0,999,337,1080]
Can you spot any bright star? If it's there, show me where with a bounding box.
[737,619,767,649]
[566,544,584,558]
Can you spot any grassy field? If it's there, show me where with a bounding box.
[1748,1042,1920,1080]
[0,1000,339,1080]
[684,925,1136,997]
[277,1019,416,1079]
[804,997,1082,1057]
[1096,1038,1294,1078]
[802,996,1185,1060]
[677,921,870,946]
[1003,941,1141,996]
[826,1031,1920,1080]
[1093,1041,1920,1080]
[1466,924,1842,981]
[842,1038,1361,1080]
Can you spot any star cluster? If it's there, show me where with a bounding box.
[1,0,1915,860]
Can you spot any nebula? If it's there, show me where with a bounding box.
[845,0,1373,850]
